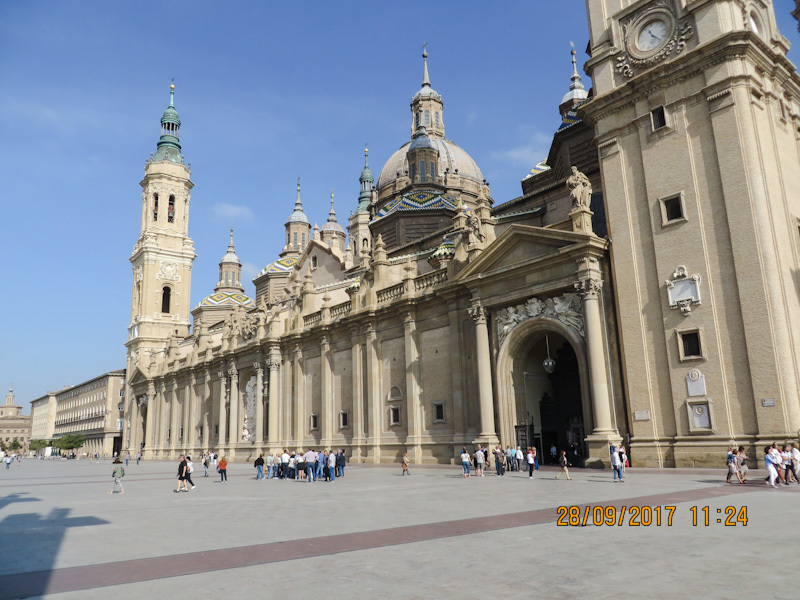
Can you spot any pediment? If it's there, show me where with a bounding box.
[455,224,593,281]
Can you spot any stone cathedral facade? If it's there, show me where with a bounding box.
[124,0,800,467]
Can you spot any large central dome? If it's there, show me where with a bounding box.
[377,137,484,191]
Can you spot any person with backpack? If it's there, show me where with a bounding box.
[254,454,265,480]
[555,450,572,480]
[109,458,125,494]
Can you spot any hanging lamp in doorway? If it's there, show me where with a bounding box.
[543,334,556,374]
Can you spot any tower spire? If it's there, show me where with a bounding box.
[422,42,430,88]
[154,82,183,163]
[559,42,589,118]
[358,146,374,213]
[328,189,338,223]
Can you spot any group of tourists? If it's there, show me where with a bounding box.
[758,442,800,487]
[458,445,541,478]
[252,449,346,483]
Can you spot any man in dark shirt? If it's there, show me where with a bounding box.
[176,455,189,493]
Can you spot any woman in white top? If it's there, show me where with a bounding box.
[460,449,472,478]
[526,448,536,479]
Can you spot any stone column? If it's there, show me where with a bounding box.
[365,321,382,463]
[202,368,211,448]
[267,352,281,452]
[575,270,614,434]
[468,303,498,443]
[182,378,191,451]
[144,385,155,453]
[187,371,198,450]
[351,327,365,460]
[169,381,179,456]
[129,394,140,453]
[403,311,422,462]
[157,381,168,452]
[217,370,227,448]
[293,344,304,446]
[228,361,239,448]
[320,335,333,448]
[255,361,264,447]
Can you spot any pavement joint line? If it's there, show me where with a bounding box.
[0,482,774,599]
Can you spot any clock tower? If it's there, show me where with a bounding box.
[124,85,196,452]
[581,0,800,466]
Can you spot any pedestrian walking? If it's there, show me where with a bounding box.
[218,456,228,482]
[526,447,536,479]
[764,446,779,487]
[125,451,130,466]
[555,450,571,480]
[402,452,410,475]
[136,452,141,465]
[4,455,11,469]
[203,454,210,477]
[460,448,471,478]
[109,458,125,494]
[175,455,189,492]
[336,450,346,477]
[726,447,742,484]
[736,446,749,483]
[328,449,337,481]
[185,456,196,489]
[254,454,265,480]
[515,447,524,472]
[611,448,624,482]
[474,447,485,477]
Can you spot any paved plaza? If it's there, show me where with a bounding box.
[0,458,796,599]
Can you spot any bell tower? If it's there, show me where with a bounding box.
[581,0,800,466]
[127,84,196,360]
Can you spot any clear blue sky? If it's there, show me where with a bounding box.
[1,2,798,411]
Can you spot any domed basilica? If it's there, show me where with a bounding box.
[124,1,800,468]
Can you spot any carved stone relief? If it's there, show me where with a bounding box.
[665,265,701,315]
[496,292,584,345]
[242,375,257,442]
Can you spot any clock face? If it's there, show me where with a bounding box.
[637,19,668,52]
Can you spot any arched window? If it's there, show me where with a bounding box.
[168,195,175,223]
[153,193,159,221]
[161,286,171,313]
[424,110,430,125]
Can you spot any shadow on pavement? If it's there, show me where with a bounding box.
[0,507,108,600]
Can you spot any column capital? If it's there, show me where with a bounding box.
[228,360,238,379]
[266,358,281,371]
[468,303,487,324]
[575,276,603,299]
[254,361,263,375]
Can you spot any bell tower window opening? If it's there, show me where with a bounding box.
[168,195,175,223]
[415,112,420,128]
[424,110,430,125]
[420,161,427,183]
[153,193,159,221]
[161,286,171,314]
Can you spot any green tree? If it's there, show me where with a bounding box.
[8,440,22,452]
[53,434,86,451]
[29,439,51,452]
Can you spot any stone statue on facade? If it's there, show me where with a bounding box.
[566,166,592,209]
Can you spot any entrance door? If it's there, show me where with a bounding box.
[521,333,585,465]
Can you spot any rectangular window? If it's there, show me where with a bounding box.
[310,414,318,430]
[434,403,445,422]
[301,233,306,247]
[168,196,175,223]
[660,194,685,225]
[651,106,667,131]
[678,329,703,360]
[389,406,400,426]
[420,161,426,183]
[410,163,417,181]
[430,162,436,182]
[293,232,298,249]
[340,411,349,429]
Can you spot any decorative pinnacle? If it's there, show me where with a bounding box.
[169,79,175,107]
[295,177,303,208]
[228,227,235,251]
[569,41,584,91]
[364,145,369,166]
[328,189,338,222]
[422,42,430,87]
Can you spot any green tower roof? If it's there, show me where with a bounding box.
[153,84,183,163]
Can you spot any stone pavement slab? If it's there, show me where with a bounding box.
[0,459,794,599]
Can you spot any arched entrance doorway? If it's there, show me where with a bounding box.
[521,335,585,465]
[495,317,592,464]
